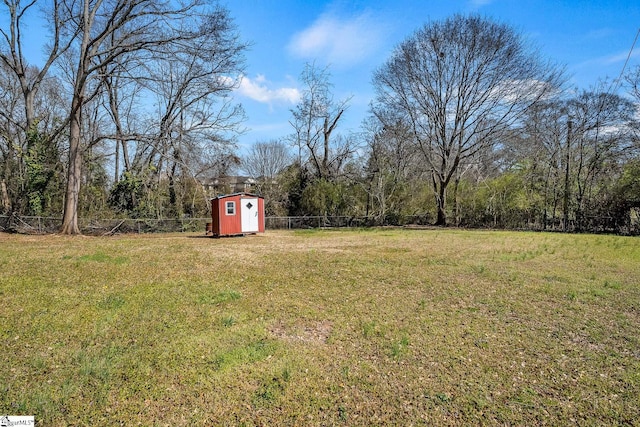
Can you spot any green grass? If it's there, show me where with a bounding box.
[1,229,639,425]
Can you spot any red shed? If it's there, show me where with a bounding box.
[210,192,265,237]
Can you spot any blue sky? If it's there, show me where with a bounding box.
[226,0,640,152]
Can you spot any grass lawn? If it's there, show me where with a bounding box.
[1,228,639,425]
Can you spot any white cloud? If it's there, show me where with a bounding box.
[490,78,558,104]
[601,49,640,65]
[288,11,384,67]
[585,28,614,40]
[237,74,300,105]
[575,49,640,71]
[469,0,494,7]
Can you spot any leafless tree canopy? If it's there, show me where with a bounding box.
[243,140,292,180]
[43,0,247,233]
[372,14,564,225]
[289,62,355,180]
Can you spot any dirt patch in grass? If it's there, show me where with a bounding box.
[269,320,333,344]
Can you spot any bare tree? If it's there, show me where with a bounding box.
[0,0,75,131]
[53,0,246,234]
[99,53,142,183]
[243,139,291,180]
[0,1,75,215]
[0,60,23,213]
[362,112,421,223]
[242,139,292,215]
[126,7,246,216]
[372,14,564,225]
[566,89,636,230]
[289,62,354,180]
[516,100,568,229]
[60,0,189,233]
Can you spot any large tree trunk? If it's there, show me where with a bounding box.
[60,99,83,235]
[1,179,10,213]
[433,174,447,226]
[435,192,447,226]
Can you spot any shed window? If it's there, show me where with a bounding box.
[225,201,236,215]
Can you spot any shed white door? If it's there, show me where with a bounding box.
[241,198,259,233]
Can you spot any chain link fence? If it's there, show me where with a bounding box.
[3,212,636,235]
[265,215,432,229]
[0,215,209,235]
[0,214,434,235]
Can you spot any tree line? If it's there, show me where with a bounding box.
[1,6,639,234]
[0,0,246,234]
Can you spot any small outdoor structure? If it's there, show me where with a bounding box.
[209,192,265,237]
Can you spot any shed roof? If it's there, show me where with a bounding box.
[211,192,262,200]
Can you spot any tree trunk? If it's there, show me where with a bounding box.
[435,200,447,226]
[563,120,572,232]
[114,138,120,183]
[60,98,83,235]
[434,176,447,226]
[1,179,10,213]
[168,160,179,216]
[453,174,460,226]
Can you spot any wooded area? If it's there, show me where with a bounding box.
[1,5,639,234]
